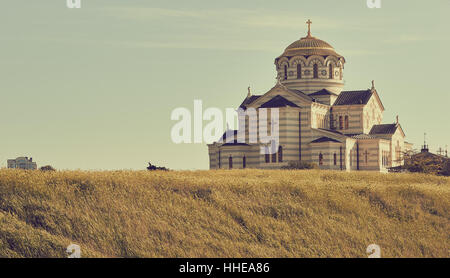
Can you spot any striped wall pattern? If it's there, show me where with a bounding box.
[207,85,407,172]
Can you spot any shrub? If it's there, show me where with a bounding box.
[442,160,450,176]
[146,162,169,171]
[40,165,56,171]
[282,161,319,170]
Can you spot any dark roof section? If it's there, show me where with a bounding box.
[369,124,398,135]
[222,142,249,146]
[350,134,379,139]
[317,128,345,135]
[220,130,237,142]
[239,95,262,109]
[259,95,299,108]
[309,89,338,96]
[334,90,373,106]
[310,137,341,143]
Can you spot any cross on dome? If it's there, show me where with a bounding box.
[306,19,312,37]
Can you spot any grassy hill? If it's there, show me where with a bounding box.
[0,169,448,258]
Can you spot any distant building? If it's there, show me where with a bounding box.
[7,157,37,170]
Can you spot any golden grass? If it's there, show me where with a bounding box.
[0,169,448,258]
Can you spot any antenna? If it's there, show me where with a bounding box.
[421,132,429,153]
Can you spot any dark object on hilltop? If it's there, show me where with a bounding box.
[282,161,319,170]
[147,162,169,171]
[40,165,56,171]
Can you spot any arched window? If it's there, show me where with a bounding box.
[284,65,288,80]
[329,64,333,79]
[344,116,349,130]
[334,153,337,166]
[278,146,283,163]
[229,156,233,169]
[313,64,319,78]
[218,150,221,168]
[243,156,246,169]
[339,116,343,130]
[272,151,277,163]
[265,147,270,163]
[297,64,302,79]
[319,153,323,165]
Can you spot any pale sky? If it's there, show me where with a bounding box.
[0,0,449,170]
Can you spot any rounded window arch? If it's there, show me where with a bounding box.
[297,64,302,79]
[278,146,283,162]
[313,64,319,79]
[319,152,324,165]
[243,155,246,169]
[229,156,233,169]
[284,65,288,80]
[329,63,334,79]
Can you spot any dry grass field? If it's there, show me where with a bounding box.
[0,169,448,258]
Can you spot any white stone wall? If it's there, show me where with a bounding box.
[330,105,364,135]
[362,95,383,134]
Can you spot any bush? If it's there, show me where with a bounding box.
[442,160,450,176]
[146,162,169,171]
[40,165,56,171]
[282,161,319,170]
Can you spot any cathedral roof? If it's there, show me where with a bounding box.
[220,130,237,142]
[222,142,249,146]
[369,124,398,135]
[333,90,373,106]
[259,95,300,108]
[349,134,379,139]
[309,89,338,96]
[239,95,262,109]
[310,137,341,143]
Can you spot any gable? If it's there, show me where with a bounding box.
[259,95,300,108]
[371,90,385,111]
[311,137,341,143]
[247,83,312,109]
[239,95,262,109]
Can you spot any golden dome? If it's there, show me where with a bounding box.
[278,35,343,58]
[277,20,343,59]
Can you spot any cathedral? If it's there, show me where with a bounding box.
[208,20,412,172]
